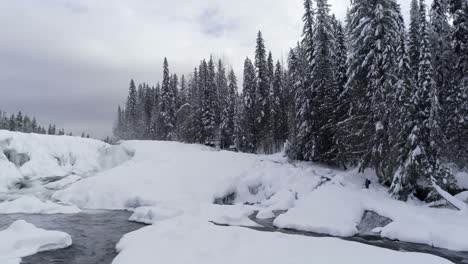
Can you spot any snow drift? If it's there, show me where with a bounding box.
[0,130,132,192]
[0,220,71,264]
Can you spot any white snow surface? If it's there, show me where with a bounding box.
[54,140,323,210]
[0,196,80,214]
[53,140,468,253]
[112,214,453,264]
[44,175,82,190]
[0,220,71,264]
[0,130,132,192]
[274,174,468,251]
[0,133,465,263]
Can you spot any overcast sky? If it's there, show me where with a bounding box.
[0,0,427,138]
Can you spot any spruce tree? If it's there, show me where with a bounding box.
[255,31,273,153]
[220,69,238,149]
[125,79,138,139]
[159,58,175,140]
[240,57,257,153]
[271,61,288,147]
[391,0,454,200]
[287,44,313,160]
[446,0,468,164]
[409,0,421,78]
[342,0,405,180]
[311,0,340,163]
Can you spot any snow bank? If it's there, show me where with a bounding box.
[55,141,322,210]
[0,220,71,264]
[274,175,468,251]
[0,130,133,192]
[54,140,468,252]
[0,196,81,214]
[112,215,453,264]
[275,185,364,237]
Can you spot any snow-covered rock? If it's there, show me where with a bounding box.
[129,205,182,224]
[0,196,80,214]
[357,211,392,234]
[207,204,261,227]
[0,220,71,264]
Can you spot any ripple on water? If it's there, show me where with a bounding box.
[0,210,146,264]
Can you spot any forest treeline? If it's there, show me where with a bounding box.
[0,110,90,138]
[114,0,468,201]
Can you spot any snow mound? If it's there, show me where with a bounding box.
[274,180,468,251]
[207,204,261,227]
[0,196,81,214]
[0,130,133,192]
[112,215,453,264]
[0,220,71,264]
[129,206,182,224]
[54,141,321,210]
[274,184,364,237]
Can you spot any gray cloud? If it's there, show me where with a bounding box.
[0,0,426,138]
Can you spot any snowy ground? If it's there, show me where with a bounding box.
[0,130,467,263]
[0,220,71,264]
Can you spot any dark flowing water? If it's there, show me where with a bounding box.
[0,210,145,264]
[2,209,467,264]
[246,212,468,264]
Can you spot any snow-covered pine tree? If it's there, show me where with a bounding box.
[136,83,146,139]
[31,117,37,133]
[113,105,126,140]
[331,17,347,94]
[200,58,218,144]
[240,57,257,153]
[217,60,230,148]
[342,0,405,180]
[170,74,179,111]
[389,34,418,198]
[220,69,238,149]
[125,79,138,139]
[310,0,340,164]
[445,0,468,164]
[429,0,455,160]
[15,111,23,132]
[187,68,203,143]
[391,0,454,200]
[159,58,176,140]
[150,83,161,140]
[179,75,188,108]
[287,44,314,160]
[255,31,273,154]
[409,0,421,79]
[287,0,316,160]
[271,61,288,148]
[143,84,155,139]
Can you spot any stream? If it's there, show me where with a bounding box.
[246,212,468,264]
[0,210,145,264]
[1,209,467,264]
